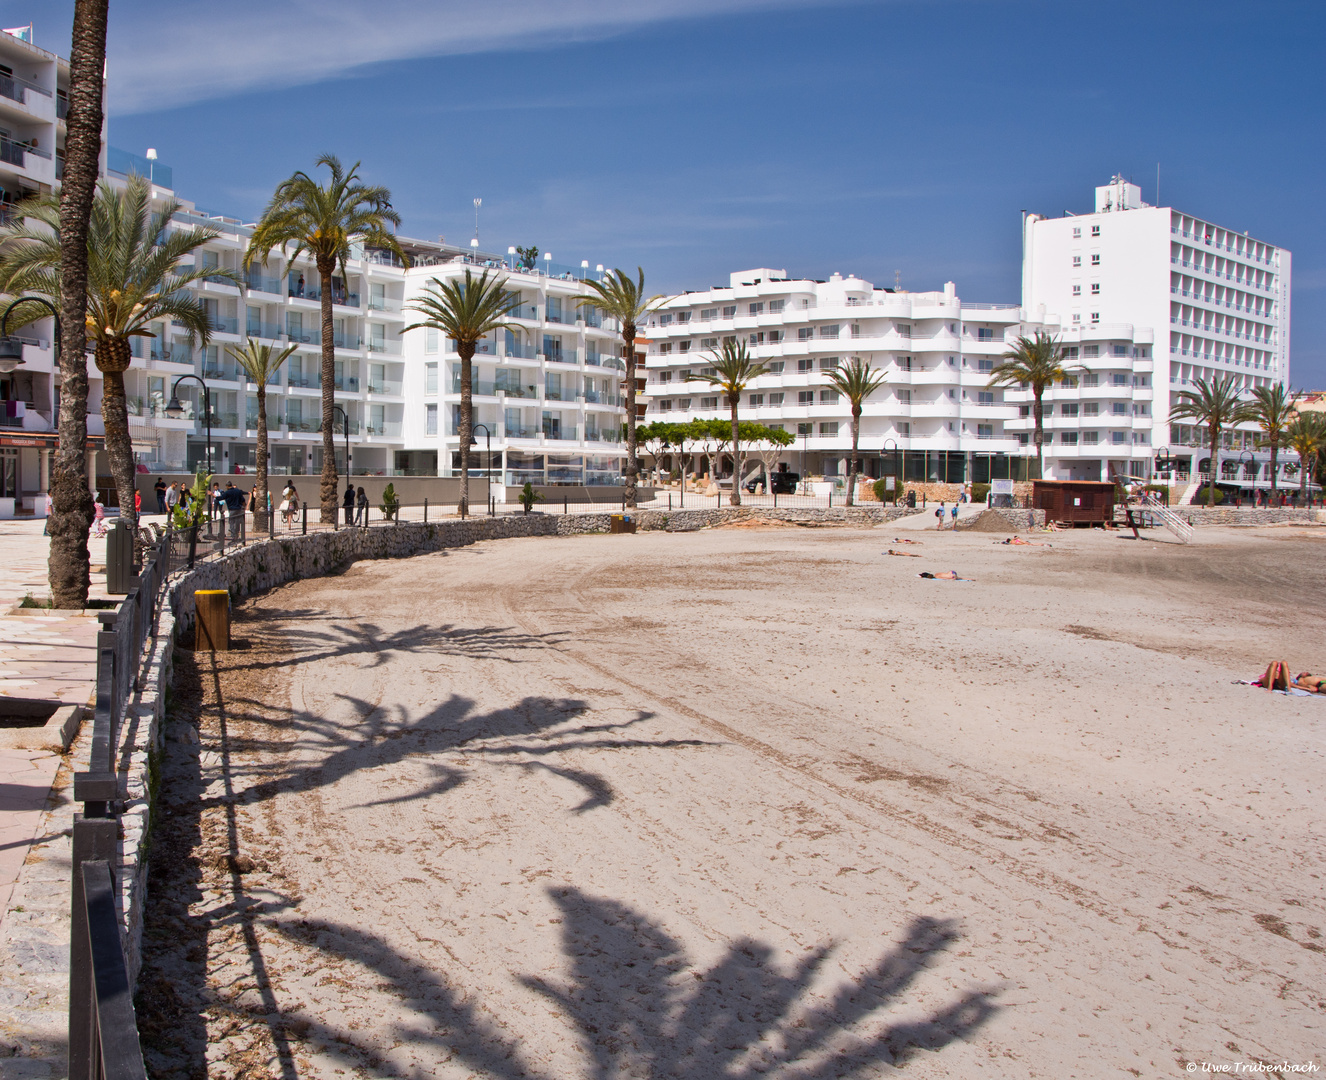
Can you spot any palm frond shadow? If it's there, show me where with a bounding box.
[202,689,712,814]
[213,603,571,673]
[270,890,996,1078]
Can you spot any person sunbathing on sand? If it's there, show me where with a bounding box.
[1000,536,1046,546]
[887,548,922,557]
[918,570,970,580]
[1293,672,1326,693]
[892,537,923,545]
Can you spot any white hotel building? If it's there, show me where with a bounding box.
[642,178,1292,490]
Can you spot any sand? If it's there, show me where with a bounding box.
[136,523,1326,1079]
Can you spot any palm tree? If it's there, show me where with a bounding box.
[1284,411,1326,505]
[404,270,519,517]
[1168,373,1253,507]
[987,331,1078,479]
[0,176,230,559]
[687,339,766,506]
[575,269,665,508]
[228,339,296,530]
[824,357,887,507]
[246,156,404,522]
[1245,383,1295,499]
[44,0,107,608]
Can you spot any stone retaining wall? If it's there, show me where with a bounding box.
[1168,507,1324,527]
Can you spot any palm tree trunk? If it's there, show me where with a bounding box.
[1300,454,1308,505]
[100,369,138,559]
[729,399,741,507]
[458,342,474,517]
[1269,438,1278,498]
[1208,425,1219,507]
[49,0,107,608]
[256,387,269,531]
[846,404,861,508]
[317,256,337,523]
[1033,387,1044,480]
[623,325,638,509]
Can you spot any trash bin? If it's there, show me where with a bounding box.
[906,490,917,509]
[106,519,134,595]
[609,514,636,534]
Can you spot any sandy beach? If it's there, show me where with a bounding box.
[136,522,1326,1079]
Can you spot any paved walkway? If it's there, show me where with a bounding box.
[0,520,111,939]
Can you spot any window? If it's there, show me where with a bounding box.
[898,422,911,437]
[1060,431,1079,445]
[978,358,993,373]
[1072,285,1081,296]
[1060,402,1079,417]
[748,333,764,346]
[798,327,814,341]
[1091,254,1100,266]
[1090,284,1100,295]
[797,358,814,373]
[819,357,839,370]
[1061,376,1078,389]
[798,391,814,405]
[1041,403,1054,417]
[898,356,913,371]
[677,311,691,324]
[658,399,673,411]
[767,330,784,343]
[658,313,674,326]
[1090,313,1100,324]
[897,389,911,404]
[658,342,672,355]
[1091,224,1100,237]
[1041,432,1053,444]
[1072,227,1082,238]
[767,361,785,374]
[977,327,995,341]
[819,422,838,436]
[678,397,692,409]
[657,370,673,383]
[1112,402,1128,416]
[425,403,438,435]
[749,302,764,315]
[977,423,993,438]
[895,323,912,337]
[425,362,438,395]
[749,394,764,407]
[679,370,691,381]
[1018,433,1029,446]
[1082,431,1099,444]
[819,324,839,338]
[769,299,785,313]
[1111,373,1128,386]
[1072,256,1082,267]
[766,423,785,432]
[1132,431,1150,445]
[700,337,718,348]
[700,308,717,320]
[1111,431,1127,445]
[797,422,813,436]
[1063,347,1079,359]
[722,305,736,318]
[1082,373,1099,387]
[1132,374,1150,387]
[1082,402,1099,416]
[820,389,839,404]
[1132,403,1150,416]
[425,327,439,353]
[1019,405,1031,418]
[1072,314,1081,324]
[678,340,691,352]
[769,393,784,405]
[977,391,994,405]
[700,396,718,409]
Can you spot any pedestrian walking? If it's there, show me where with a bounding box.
[935,501,946,530]
[165,482,180,516]
[154,477,167,514]
[221,482,244,538]
[950,503,958,529]
[355,485,368,526]
[343,483,356,526]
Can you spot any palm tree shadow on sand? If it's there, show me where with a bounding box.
[267,891,996,1078]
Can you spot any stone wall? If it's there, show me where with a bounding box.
[1158,506,1324,528]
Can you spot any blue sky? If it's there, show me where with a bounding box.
[8,0,1325,383]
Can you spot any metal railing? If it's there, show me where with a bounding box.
[70,531,172,1078]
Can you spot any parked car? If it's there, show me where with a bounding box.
[746,471,799,494]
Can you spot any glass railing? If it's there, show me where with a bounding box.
[504,341,538,359]
[364,421,402,437]
[199,412,239,429]
[245,322,284,340]
[245,272,282,294]
[286,373,322,389]
[333,376,360,392]
[543,386,582,402]
[583,392,624,406]
[245,413,283,430]
[542,426,580,441]
[333,332,360,349]
[495,381,538,398]
[365,338,401,355]
[210,315,239,335]
[286,417,321,432]
[289,284,360,307]
[0,138,29,167]
[201,364,240,382]
[286,325,320,345]
[504,427,541,439]
[366,380,403,395]
[543,351,575,365]
[367,296,402,312]
[151,347,192,365]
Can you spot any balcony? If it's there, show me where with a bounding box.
[209,315,240,336]
[199,411,239,430]
[364,421,402,437]
[367,297,402,313]
[0,73,52,108]
[333,376,360,392]
[245,321,285,340]
[504,426,540,439]
[244,272,283,295]
[200,363,240,382]
[286,374,322,390]
[244,413,283,431]
[365,338,402,355]
[289,284,360,308]
[366,379,403,395]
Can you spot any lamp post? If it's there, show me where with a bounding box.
[580,259,589,281]
[800,428,810,489]
[544,251,552,276]
[1239,449,1255,498]
[508,246,517,271]
[164,373,212,475]
[472,423,492,514]
[883,437,898,503]
[0,295,58,373]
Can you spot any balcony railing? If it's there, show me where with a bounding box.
[367,296,402,312]
[366,379,403,395]
[286,374,322,390]
[245,321,285,340]
[289,284,360,307]
[366,338,402,355]
[245,413,284,430]
[200,364,240,382]
[364,421,402,436]
[245,272,282,294]
[199,411,239,429]
[333,376,360,392]
[209,315,239,335]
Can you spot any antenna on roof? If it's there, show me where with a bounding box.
[894,270,901,291]
[473,197,481,244]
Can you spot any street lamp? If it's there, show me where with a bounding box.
[165,373,212,475]
[331,404,352,477]
[580,259,589,280]
[800,427,810,488]
[472,423,492,514]
[146,147,157,188]
[0,295,58,373]
[544,251,552,275]
[883,437,898,502]
[508,246,517,271]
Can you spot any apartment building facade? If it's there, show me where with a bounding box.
[1023,176,1291,486]
[641,268,1153,486]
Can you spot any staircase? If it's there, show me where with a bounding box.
[1179,480,1204,506]
[1137,494,1194,544]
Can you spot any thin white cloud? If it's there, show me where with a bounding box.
[104,0,846,115]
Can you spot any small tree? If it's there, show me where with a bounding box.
[637,421,675,486]
[824,357,887,506]
[228,339,296,530]
[691,419,722,492]
[686,339,766,506]
[1169,374,1254,507]
[1284,411,1326,505]
[519,481,543,514]
[987,332,1080,479]
[671,420,700,504]
[515,245,539,271]
[753,425,795,493]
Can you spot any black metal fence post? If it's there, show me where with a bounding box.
[564,495,568,515]
[302,506,307,535]
[68,818,117,1079]
[423,498,428,523]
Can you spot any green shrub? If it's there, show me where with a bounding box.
[970,482,991,504]
[872,478,901,504]
[519,482,543,514]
